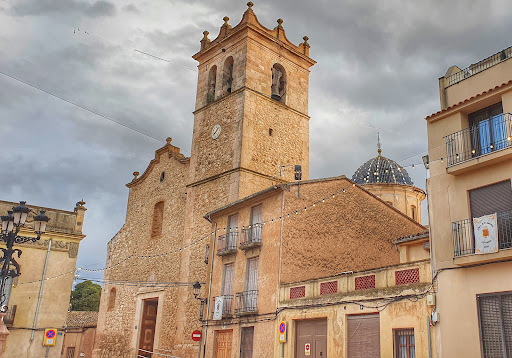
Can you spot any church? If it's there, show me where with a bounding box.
[93,3,430,358]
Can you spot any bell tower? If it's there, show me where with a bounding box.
[189,2,316,200]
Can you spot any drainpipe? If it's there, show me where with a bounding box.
[30,238,52,341]
[202,220,217,358]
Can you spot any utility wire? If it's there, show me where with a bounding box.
[0,70,164,143]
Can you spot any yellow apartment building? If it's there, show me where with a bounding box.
[0,200,86,358]
[426,45,512,358]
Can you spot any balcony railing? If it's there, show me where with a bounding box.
[452,210,512,257]
[217,232,238,256]
[445,46,512,86]
[444,113,512,167]
[235,290,258,315]
[214,295,233,318]
[3,305,16,326]
[240,224,262,250]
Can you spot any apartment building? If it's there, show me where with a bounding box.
[427,46,512,358]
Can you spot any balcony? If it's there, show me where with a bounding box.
[3,305,16,326]
[213,295,233,318]
[239,224,262,250]
[445,46,512,87]
[452,210,512,259]
[444,113,512,171]
[217,232,238,256]
[235,290,258,315]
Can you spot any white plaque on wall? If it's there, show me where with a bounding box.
[473,213,499,254]
[212,296,224,320]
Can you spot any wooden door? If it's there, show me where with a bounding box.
[66,347,75,358]
[240,326,254,358]
[138,299,158,357]
[295,319,327,358]
[347,314,380,358]
[215,330,233,358]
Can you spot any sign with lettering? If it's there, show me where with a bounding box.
[305,343,311,356]
[212,296,224,320]
[474,213,498,254]
[279,321,287,343]
[43,328,57,346]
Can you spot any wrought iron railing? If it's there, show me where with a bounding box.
[3,305,16,326]
[217,231,238,256]
[446,46,512,86]
[214,295,233,317]
[444,113,512,167]
[240,224,262,249]
[452,210,512,257]
[235,290,258,314]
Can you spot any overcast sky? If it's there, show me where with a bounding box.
[1,0,511,281]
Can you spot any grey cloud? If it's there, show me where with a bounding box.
[122,4,139,13]
[12,0,116,17]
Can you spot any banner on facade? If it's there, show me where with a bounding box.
[473,213,498,254]
[212,296,224,320]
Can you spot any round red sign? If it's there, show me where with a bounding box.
[192,330,202,342]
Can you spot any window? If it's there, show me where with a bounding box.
[249,205,262,243]
[395,268,420,285]
[320,281,338,295]
[240,326,254,358]
[355,275,375,290]
[468,102,505,156]
[151,201,164,238]
[411,205,416,221]
[222,264,234,296]
[207,65,217,103]
[290,286,306,299]
[469,180,512,250]
[222,57,234,96]
[271,64,286,103]
[66,347,76,358]
[108,287,116,311]
[477,292,512,358]
[246,257,259,292]
[227,214,239,250]
[393,328,415,358]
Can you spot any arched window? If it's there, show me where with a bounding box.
[222,56,234,96]
[271,63,286,103]
[207,65,217,103]
[108,287,116,311]
[411,205,417,221]
[151,201,164,238]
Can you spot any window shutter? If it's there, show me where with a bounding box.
[470,180,512,218]
[222,264,234,296]
[347,314,380,358]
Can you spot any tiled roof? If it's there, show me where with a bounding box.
[65,311,98,328]
[394,230,429,245]
[425,80,512,120]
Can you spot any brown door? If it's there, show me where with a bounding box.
[66,347,75,358]
[138,299,158,357]
[240,326,254,358]
[347,313,380,358]
[295,319,327,358]
[215,330,233,358]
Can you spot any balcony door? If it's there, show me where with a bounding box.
[468,102,505,155]
[245,257,259,310]
[249,205,262,242]
[221,264,234,314]
[227,214,238,249]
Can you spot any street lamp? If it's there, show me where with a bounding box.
[0,202,50,309]
[192,282,207,321]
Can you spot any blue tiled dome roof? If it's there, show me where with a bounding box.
[352,150,413,186]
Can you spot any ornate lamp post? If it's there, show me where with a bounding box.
[193,281,207,321]
[0,202,50,308]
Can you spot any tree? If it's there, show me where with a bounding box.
[70,280,101,311]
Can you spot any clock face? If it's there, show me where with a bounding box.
[211,124,221,140]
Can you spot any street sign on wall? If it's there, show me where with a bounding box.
[279,321,287,343]
[43,328,57,346]
[212,296,224,320]
[192,330,202,342]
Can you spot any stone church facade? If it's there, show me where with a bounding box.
[93,4,316,357]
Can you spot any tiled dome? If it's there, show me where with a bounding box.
[351,146,413,186]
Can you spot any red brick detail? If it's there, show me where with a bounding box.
[354,275,375,290]
[290,286,306,299]
[395,268,420,285]
[320,281,338,295]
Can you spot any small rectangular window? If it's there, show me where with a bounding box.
[393,328,415,358]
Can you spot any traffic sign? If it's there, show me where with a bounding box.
[43,328,57,346]
[192,330,202,342]
[305,343,311,356]
[278,321,287,343]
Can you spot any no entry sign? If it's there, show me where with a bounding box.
[192,330,202,342]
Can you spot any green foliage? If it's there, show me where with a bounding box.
[70,280,102,311]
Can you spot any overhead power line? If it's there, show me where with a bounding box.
[0,70,164,143]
